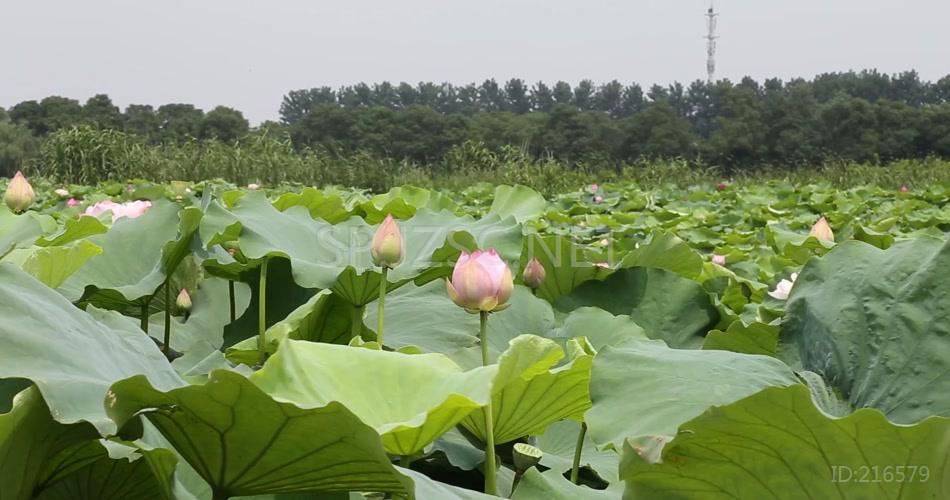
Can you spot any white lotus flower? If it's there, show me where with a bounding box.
[768,273,798,300]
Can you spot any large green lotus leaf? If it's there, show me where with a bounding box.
[536,419,620,483]
[556,268,718,349]
[522,234,612,303]
[587,340,799,449]
[702,320,780,356]
[488,184,547,223]
[226,290,360,366]
[0,208,46,259]
[620,385,950,500]
[0,264,184,434]
[107,370,413,498]
[511,468,618,500]
[0,386,176,500]
[272,187,352,224]
[547,307,647,351]
[147,277,252,374]
[461,335,593,444]
[251,340,496,456]
[22,239,103,288]
[364,282,553,357]
[783,238,950,423]
[766,223,835,264]
[618,231,704,280]
[35,215,108,246]
[199,193,522,303]
[358,185,460,223]
[58,202,202,309]
[397,467,497,500]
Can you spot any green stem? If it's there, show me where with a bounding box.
[512,471,524,495]
[212,491,229,500]
[570,422,588,484]
[140,302,149,333]
[163,281,171,357]
[377,267,389,348]
[351,303,364,340]
[400,454,413,469]
[479,311,497,496]
[228,279,236,323]
[257,258,269,366]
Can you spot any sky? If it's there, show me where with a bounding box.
[2,0,948,124]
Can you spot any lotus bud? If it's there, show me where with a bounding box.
[371,214,404,268]
[716,182,729,191]
[594,261,610,268]
[712,254,726,266]
[809,216,834,242]
[4,171,35,213]
[67,198,79,208]
[512,443,543,472]
[522,257,546,289]
[899,184,909,193]
[446,249,513,313]
[594,195,603,204]
[176,289,192,311]
[588,183,599,192]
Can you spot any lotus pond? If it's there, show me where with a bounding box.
[1,177,948,499]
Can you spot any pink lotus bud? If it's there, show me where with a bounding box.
[4,171,35,213]
[899,184,909,193]
[809,216,834,242]
[716,182,729,191]
[54,188,70,197]
[522,257,546,289]
[67,198,79,208]
[768,273,798,300]
[712,254,726,266]
[594,196,603,204]
[371,214,404,268]
[176,289,192,311]
[589,183,600,192]
[446,249,513,313]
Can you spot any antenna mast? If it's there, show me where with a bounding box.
[705,3,718,83]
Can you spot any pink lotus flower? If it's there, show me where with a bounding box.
[589,183,600,192]
[899,184,909,193]
[446,249,513,313]
[809,216,834,242]
[371,214,404,268]
[176,289,192,311]
[768,273,798,300]
[4,171,34,213]
[716,182,729,191]
[522,257,546,289]
[54,188,70,197]
[84,200,152,223]
[712,254,726,266]
[66,198,79,207]
[594,196,604,204]
[594,261,610,268]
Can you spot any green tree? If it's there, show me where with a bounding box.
[156,104,204,142]
[83,94,122,129]
[201,106,250,142]
[619,100,695,160]
[123,104,161,140]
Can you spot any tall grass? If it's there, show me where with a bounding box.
[33,127,950,194]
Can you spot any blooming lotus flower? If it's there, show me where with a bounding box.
[594,195,604,204]
[54,188,70,197]
[4,171,34,213]
[67,198,79,208]
[809,216,834,242]
[84,200,152,223]
[176,289,192,311]
[522,257,546,289]
[446,249,513,313]
[712,254,726,266]
[768,273,798,300]
[371,214,404,268]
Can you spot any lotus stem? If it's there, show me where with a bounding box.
[140,302,149,333]
[377,267,389,348]
[257,258,269,366]
[570,422,588,484]
[400,454,413,469]
[351,303,364,340]
[162,280,171,357]
[480,310,497,496]
[228,279,236,323]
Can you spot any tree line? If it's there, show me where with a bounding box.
[2,70,949,177]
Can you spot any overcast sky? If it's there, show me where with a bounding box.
[2,0,948,124]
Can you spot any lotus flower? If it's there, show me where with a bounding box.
[594,261,610,268]
[54,188,70,197]
[371,214,404,268]
[716,182,729,191]
[712,254,726,266]
[589,183,600,192]
[446,249,513,313]
[176,289,192,311]
[247,183,260,190]
[809,216,834,242]
[84,200,152,223]
[900,184,909,193]
[594,195,604,204]
[4,171,34,213]
[66,198,79,208]
[522,257,546,289]
[599,238,609,246]
[768,273,798,300]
